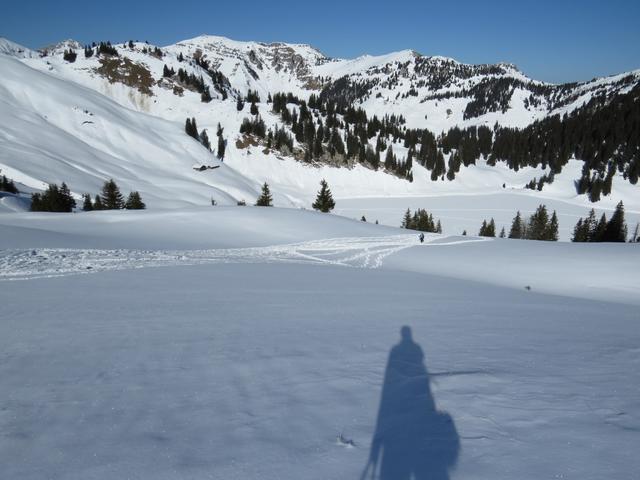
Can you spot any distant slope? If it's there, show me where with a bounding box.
[0,35,638,213]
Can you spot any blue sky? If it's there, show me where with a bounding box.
[1,0,638,83]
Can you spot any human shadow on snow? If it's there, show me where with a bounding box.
[361,326,460,480]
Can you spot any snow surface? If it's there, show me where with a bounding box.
[1,207,639,480]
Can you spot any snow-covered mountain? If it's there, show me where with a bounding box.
[0,34,639,220]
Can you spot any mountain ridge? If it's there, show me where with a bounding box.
[0,34,638,217]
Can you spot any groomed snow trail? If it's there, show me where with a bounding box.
[0,234,487,280]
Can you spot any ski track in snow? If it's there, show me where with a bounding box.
[0,234,488,281]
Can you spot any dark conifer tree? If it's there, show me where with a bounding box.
[593,213,608,242]
[125,191,146,210]
[255,182,273,206]
[201,87,212,103]
[200,129,211,151]
[217,132,226,160]
[1,175,19,194]
[82,193,93,211]
[603,201,627,242]
[312,179,336,213]
[526,205,550,240]
[545,211,559,241]
[402,208,412,229]
[572,218,589,242]
[93,194,103,210]
[99,179,125,209]
[508,211,524,239]
[63,49,77,63]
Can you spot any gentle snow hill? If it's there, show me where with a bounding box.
[0,207,401,250]
[1,207,638,305]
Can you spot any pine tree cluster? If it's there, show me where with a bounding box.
[508,205,559,241]
[185,117,215,152]
[244,79,640,195]
[31,183,76,212]
[401,208,442,233]
[81,179,146,211]
[0,175,19,194]
[240,116,267,138]
[62,49,77,63]
[572,202,627,242]
[97,42,118,56]
[479,218,496,237]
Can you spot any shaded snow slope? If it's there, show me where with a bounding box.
[1,207,639,479]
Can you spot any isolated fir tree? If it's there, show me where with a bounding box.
[255,182,273,206]
[125,191,146,210]
[361,216,367,222]
[217,124,226,160]
[312,179,336,213]
[100,179,125,209]
[93,194,103,210]
[499,226,506,238]
[236,97,245,111]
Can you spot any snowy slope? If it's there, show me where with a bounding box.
[1,35,638,233]
[1,207,639,480]
[0,55,262,208]
[0,37,38,58]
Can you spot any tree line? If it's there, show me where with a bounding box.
[235,81,639,200]
[30,179,145,212]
